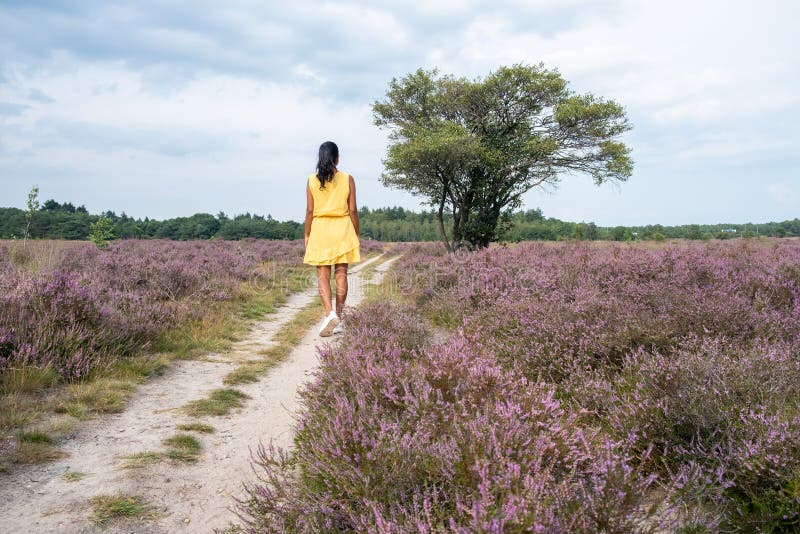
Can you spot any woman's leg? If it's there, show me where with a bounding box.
[334,263,348,316]
[316,265,333,316]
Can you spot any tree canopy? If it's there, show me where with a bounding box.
[373,63,634,250]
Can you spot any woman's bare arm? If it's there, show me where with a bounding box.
[348,174,359,237]
[304,183,314,245]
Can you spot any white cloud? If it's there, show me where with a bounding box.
[768,182,798,207]
[294,63,326,84]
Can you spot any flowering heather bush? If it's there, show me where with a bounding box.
[598,335,800,530]
[237,301,661,532]
[0,238,336,381]
[240,238,800,532]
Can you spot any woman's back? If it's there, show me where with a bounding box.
[308,170,350,217]
[303,140,360,336]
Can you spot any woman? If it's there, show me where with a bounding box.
[303,141,361,337]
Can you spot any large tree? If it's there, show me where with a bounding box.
[373,63,633,251]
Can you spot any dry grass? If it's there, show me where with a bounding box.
[3,239,77,274]
[121,451,163,469]
[59,379,138,414]
[0,393,45,433]
[8,430,68,464]
[0,366,61,395]
[45,415,80,437]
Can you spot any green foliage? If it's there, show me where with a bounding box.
[612,226,628,241]
[24,186,39,240]
[373,63,633,250]
[89,216,115,249]
[1,197,798,243]
[163,433,202,462]
[683,224,704,240]
[91,493,160,526]
[183,388,250,417]
[176,422,215,433]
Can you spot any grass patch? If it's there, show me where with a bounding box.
[45,415,79,437]
[361,258,404,305]
[183,388,250,417]
[0,394,45,433]
[62,471,86,482]
[109,354,170,383]
[223,303,320,386]
[9,438,68,464]
[222,364,261,385]
[11,429,68,464]
[121,451,163,469]
[0,365,60,395]
[0,465,8,474]
[61,378,138,414]
[58,402,92,421]
[163,433,202,463]
[18,430,53,444]
[122,430,207,468]
[0,397,61,466]
[355,256,383,282]
[147,265,312,358]
[90,492,160,526]
[176,422,215,433]
[238,265,314,320]
[150,302,247,359]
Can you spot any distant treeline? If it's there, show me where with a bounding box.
[1,199,798,242]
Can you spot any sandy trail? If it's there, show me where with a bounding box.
[0,254,398,534]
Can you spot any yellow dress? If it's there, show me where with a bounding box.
[303,170,361,266]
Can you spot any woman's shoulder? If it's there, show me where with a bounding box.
[334,170,355,183]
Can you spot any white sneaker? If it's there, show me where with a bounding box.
[332,321,344,335]
[318,311,339,337]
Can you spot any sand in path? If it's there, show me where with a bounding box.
[0,254,398,533]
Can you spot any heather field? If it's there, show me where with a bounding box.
[0,238,382,465]
[237,239,800,533]
[0,239,306,382]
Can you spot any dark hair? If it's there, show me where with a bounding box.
[316,141,339,189]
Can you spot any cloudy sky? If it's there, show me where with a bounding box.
[1,1,798,225]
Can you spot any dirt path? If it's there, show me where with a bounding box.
[0,254,398,534]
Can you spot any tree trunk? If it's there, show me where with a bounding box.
[436,193,452,253]
[451,191,474,251]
